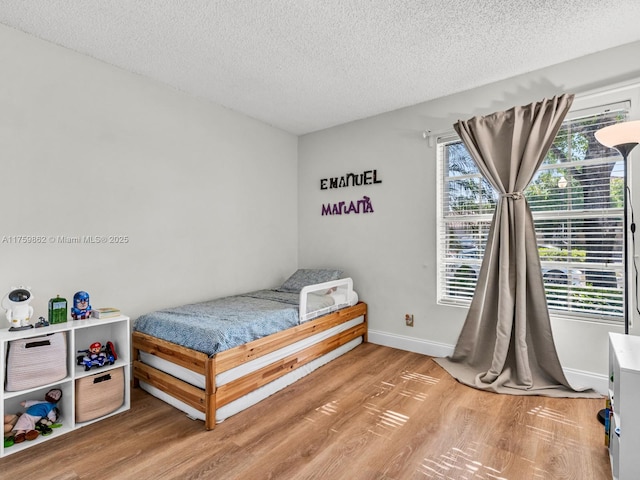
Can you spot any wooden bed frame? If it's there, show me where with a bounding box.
[132,301,367,430]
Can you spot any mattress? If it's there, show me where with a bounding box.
[134,280,358,356]
[133,290,301,356]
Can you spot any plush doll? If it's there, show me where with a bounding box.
[12,388,62,443]
[4,414,18,435]
[35,416,57,436]
[4,414,19,447]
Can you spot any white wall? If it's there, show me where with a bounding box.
[0,25,299,322]
[3,22,640,390]
[298,41,640,388]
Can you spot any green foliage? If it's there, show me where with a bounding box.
[611,177,624,209]
[546,284,623,317]
[538,247,586,261]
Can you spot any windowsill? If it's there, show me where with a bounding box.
[437,298,624,327]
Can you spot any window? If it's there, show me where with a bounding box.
[437,103,629,322]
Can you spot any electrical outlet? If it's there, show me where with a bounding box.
[405,314,414,327]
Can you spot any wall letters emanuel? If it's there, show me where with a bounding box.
[320,170,382,190]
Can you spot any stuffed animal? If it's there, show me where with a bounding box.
[12,388,62,443]
[4,413,19,447]
[35,416,57,436]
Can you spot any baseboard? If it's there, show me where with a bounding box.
[563,368,608,396]
[368,329,454,358]
[368,329,608,395]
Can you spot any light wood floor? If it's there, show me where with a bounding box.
[1,343,610,479]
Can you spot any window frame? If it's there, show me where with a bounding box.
[436,99,632,325]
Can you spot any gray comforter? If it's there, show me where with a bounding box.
[133,290,301,356]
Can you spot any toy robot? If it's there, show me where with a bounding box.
[71,291,92,320]
[1,286,35,331]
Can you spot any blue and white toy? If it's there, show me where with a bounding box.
[71,291,92,320]
[2,286,35,331]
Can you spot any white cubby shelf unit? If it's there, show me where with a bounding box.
[0,315,130,457]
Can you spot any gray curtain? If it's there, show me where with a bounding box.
[435,94,598,398]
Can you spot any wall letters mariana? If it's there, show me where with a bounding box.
[320,169,382,216]
[322,196,374,216]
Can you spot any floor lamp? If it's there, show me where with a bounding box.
[595,120,640,335]
[594,121,640,426]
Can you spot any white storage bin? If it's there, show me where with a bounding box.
[5,332,67,392]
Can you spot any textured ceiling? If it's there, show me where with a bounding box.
[2,1,640,135]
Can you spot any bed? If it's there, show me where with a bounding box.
[132,270,367,430]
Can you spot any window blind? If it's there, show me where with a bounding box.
[437,105,629,322]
